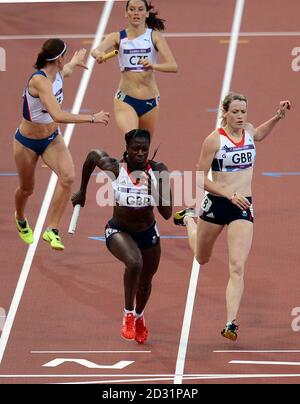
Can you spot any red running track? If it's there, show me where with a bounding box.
[0,0,299,384]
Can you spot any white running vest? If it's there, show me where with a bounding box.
[118,28,158,72]
[112,163,158,207]
[22,71,63,124]
[212,128,256,172]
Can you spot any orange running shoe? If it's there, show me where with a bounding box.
[121,313,136,340]
[135,316,148,344]
[221,321,239,341]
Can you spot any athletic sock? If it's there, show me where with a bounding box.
[135,310,144,319]
[124,308,135,315]
[18,219,27,229]
[47,227,59,235]
[183,216,189,226]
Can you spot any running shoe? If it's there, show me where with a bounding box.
[43,229,64,251]
[173,208,196,226]
[221,321,239,341]
[121,313,136,341]
[15,213,34,245]
[135,316,148,344]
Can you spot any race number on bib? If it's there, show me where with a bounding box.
[201,196,212,212]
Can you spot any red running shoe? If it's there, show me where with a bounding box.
[135,316,148,344]
[121,313,136,340]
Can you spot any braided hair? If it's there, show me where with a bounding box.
[126,0,166,31]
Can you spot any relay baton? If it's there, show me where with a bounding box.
[68,204,81,234]
[102,49,119,62]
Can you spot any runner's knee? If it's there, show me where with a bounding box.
[18,185,34,198]
[229,260,245,278]
[59,171,75,189]
[126,257,143,275]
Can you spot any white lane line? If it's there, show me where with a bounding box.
[215,350,300,353]
[166,32,300,38]
[217,0,245,124]
[173,0,245,385]
[0,373,299,378]
[31,351,151,354]
[0,0,115,365]
[57,373,300,384]
[0,0,125,4]
[174,259,200,384]
[0,374,182,378]
[0,374,300,383]
[230,360,300,366]
[56,378,174,384]
[1,32,300,40]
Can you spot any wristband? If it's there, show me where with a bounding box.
[91,113,95,123]
[276,109,284,120]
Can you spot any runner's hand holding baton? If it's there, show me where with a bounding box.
[94,49,119,64]
[102,49,119,62]
[68,191,86,234]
